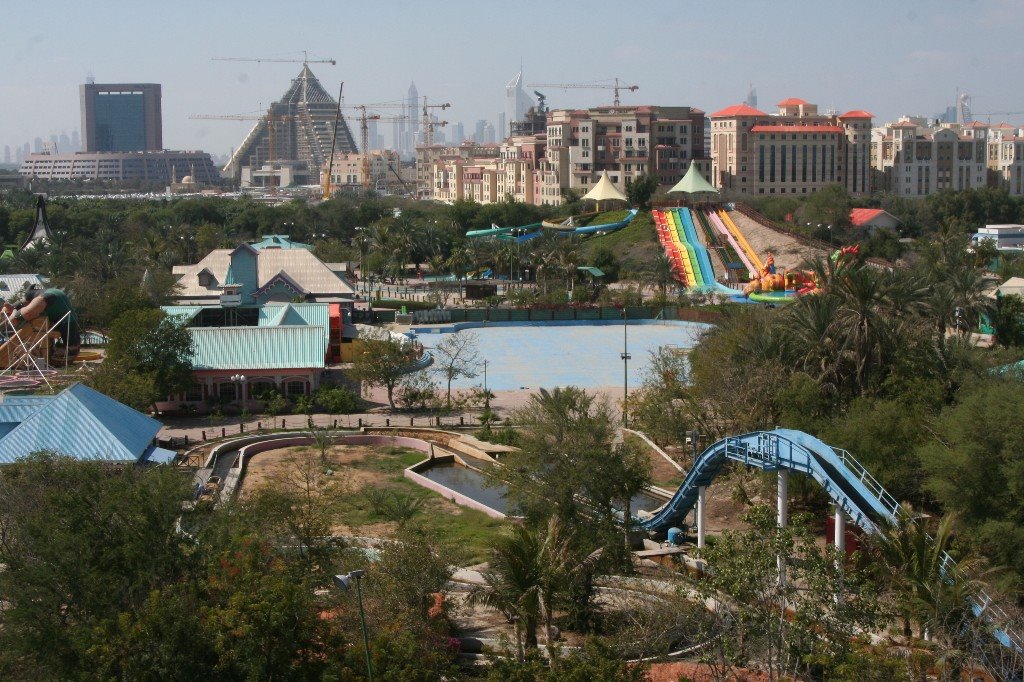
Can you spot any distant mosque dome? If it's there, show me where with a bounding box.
[181,175,195,184]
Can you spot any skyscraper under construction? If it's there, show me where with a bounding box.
[224,65,357,185]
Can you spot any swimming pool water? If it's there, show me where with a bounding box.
[416,321,707,391]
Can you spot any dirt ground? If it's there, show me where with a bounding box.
[728,209,826,271]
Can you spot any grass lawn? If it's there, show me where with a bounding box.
[581,210,660,275]
[244,440,507,561]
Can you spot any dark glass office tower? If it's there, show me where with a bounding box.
[80,83,162,152]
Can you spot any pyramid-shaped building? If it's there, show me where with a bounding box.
[224,65,358,184]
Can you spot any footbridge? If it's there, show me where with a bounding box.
[640,428,1023,652]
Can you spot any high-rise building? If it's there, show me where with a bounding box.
[58,132,70,152]
[483,122,496,144]
[2,146,10,164]
[80,82,162,152]
[505,70,532,135]
[405,81,420,155]
[474,119,487,143]
[33,137,43,153]
[71,130,81,151]
[498,113,507,141]
[745,85,758,110]
[451,122,465,145]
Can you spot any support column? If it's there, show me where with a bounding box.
[777,469,788,587]
[697,486,707,549]
[834,506,846,554]
[777,469,788,528]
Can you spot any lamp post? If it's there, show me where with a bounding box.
[230,374,247,410]
[620,308,631,427]
[334,570,373,681]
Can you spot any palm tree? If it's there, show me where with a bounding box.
[646,253,676,302]
[468,523,543,660]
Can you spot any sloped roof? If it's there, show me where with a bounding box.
[778,97,809,106]
[250,234,313,251]
[710,104,768,118]
[0,384,164,464]
[668,162,719,195]
[850,208,900,227]
[0,274,48,300]
[581,170,628,202]
[173,243,354,301]
[189,326,326,370]
[838,110,875,119]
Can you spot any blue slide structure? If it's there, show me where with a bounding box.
[678,208,716,289]
[640,428,1023,651]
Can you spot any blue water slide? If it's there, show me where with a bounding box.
[679,208,716,285]
[638,427,1023,651]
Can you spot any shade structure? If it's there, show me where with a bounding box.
[581,170,628,203]
[668,162,719,195]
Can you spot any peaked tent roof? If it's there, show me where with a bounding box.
[0,383,166,464]
[581,171,628,202]
[668,162,719,194]
[21,195,54,251]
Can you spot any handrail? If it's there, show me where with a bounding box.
[636,427,1024,652]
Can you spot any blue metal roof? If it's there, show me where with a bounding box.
[250,234,313,251]
[258,302,330,335]
[162,306,203,322]
[190,326,326,370]
[0,383,163,464]
[0,396,54,424]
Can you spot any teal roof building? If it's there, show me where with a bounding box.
[0,383,175,465]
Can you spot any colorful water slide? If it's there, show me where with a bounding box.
[718,209,763,273]
[652,210,693,285]
[706,209,756,278]
[636,428,1024,650]
[678,208,716,286]
[666,210,704,287]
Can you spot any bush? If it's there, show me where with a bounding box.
[314,386,362,414]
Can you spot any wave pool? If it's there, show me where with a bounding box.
[415,320,708,391]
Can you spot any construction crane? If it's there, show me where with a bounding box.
[420,97,451,147]
[323,82,344,200]
[526,78,639,107]
[973,111,1024,122]
[190,112,293,196]
[212,50,336,66]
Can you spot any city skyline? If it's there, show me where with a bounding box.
[1,0,1022,158]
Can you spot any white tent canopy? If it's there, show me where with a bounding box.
[581,170,628,203]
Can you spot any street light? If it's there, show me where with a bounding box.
[334,570,373,681]
[230,374,246,408]
[620,308,631,427]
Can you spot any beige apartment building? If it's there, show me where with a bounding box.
[545,105,710,195]
[419,104,710,206]
[710,98,873,197]
[416,143,500,199]
[872,118,988,196]
[325,150,402,192]
[990,128,1024,196]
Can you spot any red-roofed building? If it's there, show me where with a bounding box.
[710,98,872,196]
[850,207,901,231]
[710,104,768,118]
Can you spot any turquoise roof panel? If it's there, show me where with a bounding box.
[190,326,326,370]
[251,235,313,251]
[0,383,163,464]
[161,306,203,322]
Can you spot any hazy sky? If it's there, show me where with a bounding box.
[2,0,1022,156]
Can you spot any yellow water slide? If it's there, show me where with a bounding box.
[718,209,763,273]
